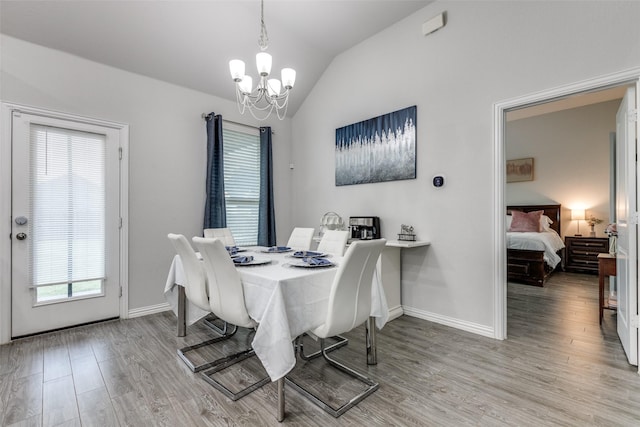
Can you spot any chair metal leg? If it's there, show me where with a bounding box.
[177,326,238,373]
[296,334,348,361]
[286,338,379,417]
[203,315,238,336]
[201,347,271,401]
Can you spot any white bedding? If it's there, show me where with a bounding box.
[507,230,565,268]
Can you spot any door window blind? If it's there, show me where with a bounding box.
[29,124,106,287]
[222,127,260,246]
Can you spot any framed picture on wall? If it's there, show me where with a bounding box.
[335,106,417,186]
[506,157,534,183]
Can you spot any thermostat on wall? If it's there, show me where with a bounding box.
[433,175,445,188]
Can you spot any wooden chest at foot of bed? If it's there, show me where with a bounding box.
[564,236,609,274]
[507,249,547,286]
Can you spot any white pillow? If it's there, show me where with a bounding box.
[506,215,513,229]
[541,215,553,232]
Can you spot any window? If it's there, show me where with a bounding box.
[30,124,106,303]
[223,125,260,246]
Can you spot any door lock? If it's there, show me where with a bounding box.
[16,233,27,240]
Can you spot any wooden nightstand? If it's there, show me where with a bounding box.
[598,253,617,324]
[564,236,609,274]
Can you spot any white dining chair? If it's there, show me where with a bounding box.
[286,238,387,417]
[317,229,349,256]
[286,227,315,250]
[167,233,238,372]
[203,227,236,247]
[192,236,270,400]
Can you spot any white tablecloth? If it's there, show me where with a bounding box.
[164,248,388,381]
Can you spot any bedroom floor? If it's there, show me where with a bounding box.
[1,272,639,426]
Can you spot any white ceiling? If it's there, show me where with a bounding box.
[506,86,627,122]
[0,0,433,117]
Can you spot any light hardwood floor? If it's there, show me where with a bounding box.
[2,272,640,426]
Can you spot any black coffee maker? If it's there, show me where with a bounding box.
[349,216,381,240]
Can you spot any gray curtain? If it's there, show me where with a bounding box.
[257,126,276,246]
[203,113,226,229]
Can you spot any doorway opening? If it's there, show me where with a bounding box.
[493,68,640,362]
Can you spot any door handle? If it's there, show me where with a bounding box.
[16,232,27,240]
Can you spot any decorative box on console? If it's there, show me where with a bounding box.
[397,224,416,241]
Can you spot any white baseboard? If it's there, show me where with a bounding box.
[402,306,495,338]
[128,302,171,319]
[387,306,404,322]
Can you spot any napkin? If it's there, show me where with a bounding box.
[303,257,332,266]
[233,256,254,264]
[226,246,239,255]
[268,246,290,252]
[294,250,322,257]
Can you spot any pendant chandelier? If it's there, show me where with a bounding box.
[229,0,296,121]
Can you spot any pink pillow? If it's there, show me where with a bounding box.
[509,210,543,232]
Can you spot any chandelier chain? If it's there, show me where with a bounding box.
[258,0,269,51]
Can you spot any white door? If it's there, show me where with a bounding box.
[615,86,638,366]
[11,111,121,337]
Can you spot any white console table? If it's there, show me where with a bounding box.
[380,240,430,320]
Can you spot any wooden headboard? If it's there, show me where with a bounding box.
[507,204,561,235]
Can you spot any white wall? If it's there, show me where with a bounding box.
[0,35,293,314]
[291,1,640,333]
[506,100,619,238]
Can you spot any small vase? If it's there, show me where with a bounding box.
[609,236,617,255]
[589,224,596,237]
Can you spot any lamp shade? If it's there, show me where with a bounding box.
[571,209,586,221]
[238,75,253,94]
[256,52,272,76]
[267,79,281,97]
[229,60,245,82]
[281,68,296,89]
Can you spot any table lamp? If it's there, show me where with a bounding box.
[571,209,585,236]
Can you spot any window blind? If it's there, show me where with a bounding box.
[29,124,106,287]
[222,127,260,246]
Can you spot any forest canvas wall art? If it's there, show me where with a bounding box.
[335,106,417,186]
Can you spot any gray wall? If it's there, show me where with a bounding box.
[1,0,639,338]
[506,100,620,238]
[290,0,640,333]
[0,35,294,312]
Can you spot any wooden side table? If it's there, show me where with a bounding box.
[598,253,617,324]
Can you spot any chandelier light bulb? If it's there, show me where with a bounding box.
[229,60,245,82]
[281,68,296,89]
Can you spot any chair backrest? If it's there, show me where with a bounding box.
[286,227,315,250]
[203,228,236,247]
[167,233,209,311]
[315,239,386,339]
[317,230,349,256]
[192,237,256,329]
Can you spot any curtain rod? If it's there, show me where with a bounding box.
[201,113,273,133]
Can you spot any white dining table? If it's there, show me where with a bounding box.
[164,247,389,421]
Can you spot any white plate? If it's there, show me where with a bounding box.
[290,251,327,258]
[289,260,335,268]
[227,247,247,253]
[233,258,271,267]
[260,247,292,253]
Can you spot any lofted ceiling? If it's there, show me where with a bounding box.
[0,0,433,118]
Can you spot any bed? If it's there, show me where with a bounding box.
[507,204,565,287]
